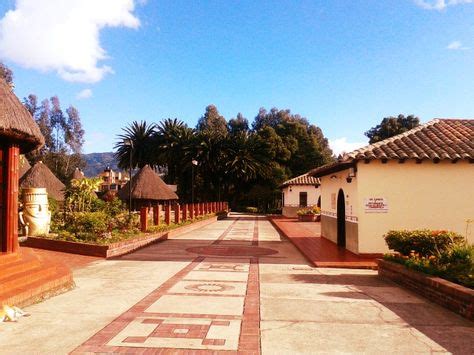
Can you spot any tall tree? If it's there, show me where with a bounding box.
[0,62,13,86]
[365,114,420,144]
[196,105,228,137]
[154,118,194,184]
[65,106,85,154]
[228,113,249,135]
[115,121,156,170]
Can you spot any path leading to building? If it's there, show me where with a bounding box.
[270,216,378,269]
[0,214,472,354]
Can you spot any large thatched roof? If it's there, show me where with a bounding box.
[20,161,65,201]
[0,79,44,153]
[118,165,178,201]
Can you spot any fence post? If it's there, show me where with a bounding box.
[174,204,181,224]
[140,207,148,232]
[189,202,194,219]
[165,204,171,225]
[153,205,160,225]
[182,204,187,221]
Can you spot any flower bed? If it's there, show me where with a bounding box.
[383,230,473,288]
[296,206,321,222]
[378,259,474,321]
[22,215,218,258]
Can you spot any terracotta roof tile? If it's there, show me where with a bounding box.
[280,173,320,187]
[346,119,473,161]
[310,119,473,177]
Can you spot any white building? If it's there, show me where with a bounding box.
[280,173,321,217]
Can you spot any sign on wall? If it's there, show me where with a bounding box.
[364,197,388,213]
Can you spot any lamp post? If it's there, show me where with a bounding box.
[124,139,134,217]
[191,159,198,205]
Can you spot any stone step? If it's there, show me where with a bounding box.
[0,263,59,293]
[0,265,73,307]
[0,253,42,281]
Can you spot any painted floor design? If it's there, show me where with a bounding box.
[72,217,266,354]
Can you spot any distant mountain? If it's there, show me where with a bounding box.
[82,152,120,177]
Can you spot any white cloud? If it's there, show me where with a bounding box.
[329,138,367,157]
[446,40,469,50]
[414,0,474,10]
[0,0,141,83]
[76,88,93,100]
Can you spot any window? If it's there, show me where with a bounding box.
[299,192,307,207]
[282,192,285,206]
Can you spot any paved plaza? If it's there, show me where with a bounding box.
[0,214,472,354]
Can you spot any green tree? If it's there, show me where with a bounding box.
[0,62,13,85]
[154,118,194,184]
[196,104,228,137]
[228,113,249,135]
[365,114,420,144]
[115,121,156,170]
[24,95,86,182]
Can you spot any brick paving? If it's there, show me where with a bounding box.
[1,214,472,354]
[72,217,265,354]
[270,216,378,269]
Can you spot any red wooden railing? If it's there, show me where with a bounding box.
[140,202,229,232]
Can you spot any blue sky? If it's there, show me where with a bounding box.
[1,0,473,154]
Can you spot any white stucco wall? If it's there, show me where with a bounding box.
[282,185,320,207]
[319,168,359,252]
[356,159,474,253]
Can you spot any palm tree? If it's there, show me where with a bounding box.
[154,118,194,184]
[115,121,156,169]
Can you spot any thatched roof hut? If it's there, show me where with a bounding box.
[118,165,178,208]
[20,161,65,201]
[19,156,31,178]
[72,168,85,180]
[0,79,44,152]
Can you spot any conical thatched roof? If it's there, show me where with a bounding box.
[0,79,44,153]
[19,156,31,178]
[118,165,178,201]
[20,161,65,201]
[72,168,84,180]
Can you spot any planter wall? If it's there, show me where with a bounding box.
[298,214,318,222]
[378,259,474,321]
[22,216,218,259]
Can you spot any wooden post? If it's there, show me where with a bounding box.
[175,204,181,224]
[2,145,20,253]
[182,204,187,221]
[140,207,148,232]
[153,205,160,225]
[165,204,171,225]
[189,202,194,219]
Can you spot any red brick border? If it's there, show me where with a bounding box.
[72,217,262,354]
[23,216,218,258]
[378,259,474,321]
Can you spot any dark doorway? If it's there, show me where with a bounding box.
[337,189,346,247]
[299,192,308,207]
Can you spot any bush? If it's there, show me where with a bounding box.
[70,211,110,234]
[384,230,464,257]
[384,229,473,288]
[246,207,258,213]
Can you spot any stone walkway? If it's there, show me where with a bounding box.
[0,214,472,354]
